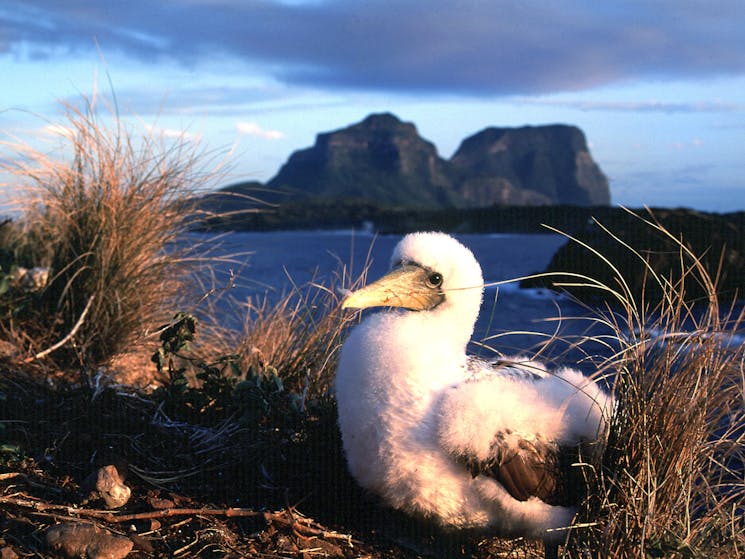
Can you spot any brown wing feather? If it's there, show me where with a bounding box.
[493,437,560,502]
[458,433,580,506]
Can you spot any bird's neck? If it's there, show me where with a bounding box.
[389,308,472,390]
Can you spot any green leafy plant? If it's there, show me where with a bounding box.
[151,312,198,395]
[150,312,297,427]
[0,396,24,467]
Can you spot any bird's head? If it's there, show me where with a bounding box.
[342,232,484,318]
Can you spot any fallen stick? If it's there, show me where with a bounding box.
[0,495,260,523]
[0,495,355,542]
[25,295,96,362]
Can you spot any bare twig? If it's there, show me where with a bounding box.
[0,495,355,543]
[24,295,95,362]
[0,472,22,481]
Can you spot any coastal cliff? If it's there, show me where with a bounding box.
[202,113,611,227]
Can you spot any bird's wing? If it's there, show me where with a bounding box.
[457,429,563,503]
[438,357,585,505]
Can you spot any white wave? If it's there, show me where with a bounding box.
[484,279,567,301]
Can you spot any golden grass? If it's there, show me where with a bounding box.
[551,211,745,557]
[0,96,220,366]
[197,264,370,400]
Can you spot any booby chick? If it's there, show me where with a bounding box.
[334,232,613,556]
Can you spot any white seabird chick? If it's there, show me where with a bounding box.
[334,232,613,557]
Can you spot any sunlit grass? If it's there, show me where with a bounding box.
[0,95,223,367]
[540,211,745,557]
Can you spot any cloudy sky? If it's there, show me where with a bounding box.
[1,0,744,211]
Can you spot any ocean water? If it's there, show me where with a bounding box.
[185,230,606,362]
[185,229,745,368]
[192,230,564,295]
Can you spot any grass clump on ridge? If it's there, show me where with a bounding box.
[0,96,218,367]
[554,210,745,558]
[147,271,362,428]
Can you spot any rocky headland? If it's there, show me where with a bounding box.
[196,114,744,306]
[199,112,610,230]
[521,208,745,305]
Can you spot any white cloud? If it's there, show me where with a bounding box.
[669,138,706,150]
[143,123,202,142]
[4,1,745,97]
[236,121,285,140]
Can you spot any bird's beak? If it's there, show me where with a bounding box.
[342,265,444,311]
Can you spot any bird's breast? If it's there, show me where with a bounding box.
[335,312,467,478]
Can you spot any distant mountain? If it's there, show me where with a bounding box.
[203,113,611,224]
[267,113,457,208]
[450,125,610,206]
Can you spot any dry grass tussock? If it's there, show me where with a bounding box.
[0,96,223,367]
[552,210,745,558]
[212,267,370,397]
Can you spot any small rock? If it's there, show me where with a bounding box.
[82,465,131,509]
[10,266,50,292]
[46,523,133,559]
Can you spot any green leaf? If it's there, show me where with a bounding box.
[151,348,166,373]
[0,276,9,296]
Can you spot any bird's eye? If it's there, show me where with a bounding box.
[426,272,443,288]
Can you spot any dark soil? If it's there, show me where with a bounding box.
[0,367,543,559]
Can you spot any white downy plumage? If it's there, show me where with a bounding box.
[334,232,613,555]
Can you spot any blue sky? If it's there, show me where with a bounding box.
[1,1,744,211]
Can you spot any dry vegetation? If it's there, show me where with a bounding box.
[548,213,745,558]
[0,101,743,558]
[0,97,220,368]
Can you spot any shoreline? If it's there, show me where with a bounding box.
[196,202,745,236]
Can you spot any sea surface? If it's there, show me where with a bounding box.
[185,230,609,364]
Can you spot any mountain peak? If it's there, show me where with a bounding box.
[451,124,610,206]
[268,113,455,208]
[359,112,407,128]
[263,114,610,209]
